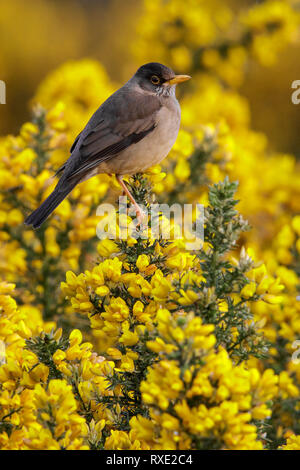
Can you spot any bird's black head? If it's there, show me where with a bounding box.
[133,62,191,95]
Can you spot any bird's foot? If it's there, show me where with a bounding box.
[116,175,147,228]
[135,206,147,228]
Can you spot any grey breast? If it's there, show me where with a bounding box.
[101,93,181,175]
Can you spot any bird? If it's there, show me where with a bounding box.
[24,62,191,229]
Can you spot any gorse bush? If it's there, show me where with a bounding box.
[0,105,109,324]
[1,0,300,451]
[0,173,288,450]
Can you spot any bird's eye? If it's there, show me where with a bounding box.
[151,75,160,85]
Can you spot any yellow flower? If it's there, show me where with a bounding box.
[53,349,66,364]
[102,297,129,323]
[241,281,256,299]
[280,434,300,450]
[136,254,150,272]
[120,325,139,347]
[97,239,118,257]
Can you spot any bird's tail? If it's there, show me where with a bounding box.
[24,182,77,229]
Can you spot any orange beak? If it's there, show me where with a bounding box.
[165,74,191,85]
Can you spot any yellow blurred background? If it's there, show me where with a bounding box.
[1,0,300,155]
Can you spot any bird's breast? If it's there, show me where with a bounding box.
[99,99,181,176]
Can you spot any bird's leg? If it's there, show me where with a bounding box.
[116,175,145,227]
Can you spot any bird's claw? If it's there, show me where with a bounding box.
[136,208,147,228]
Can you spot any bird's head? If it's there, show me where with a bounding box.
[133,62,191,96]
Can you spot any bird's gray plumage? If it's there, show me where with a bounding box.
[64,87,162,180]
[25,62,188,228]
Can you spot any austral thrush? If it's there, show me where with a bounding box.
[25,62,191,228]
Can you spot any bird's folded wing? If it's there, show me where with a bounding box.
[65,90,161,180]
[70,131,82,152]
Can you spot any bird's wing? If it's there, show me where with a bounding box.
[70,131,82,152]
[64,90,161,180]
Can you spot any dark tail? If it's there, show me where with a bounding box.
[24,182,76,229]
